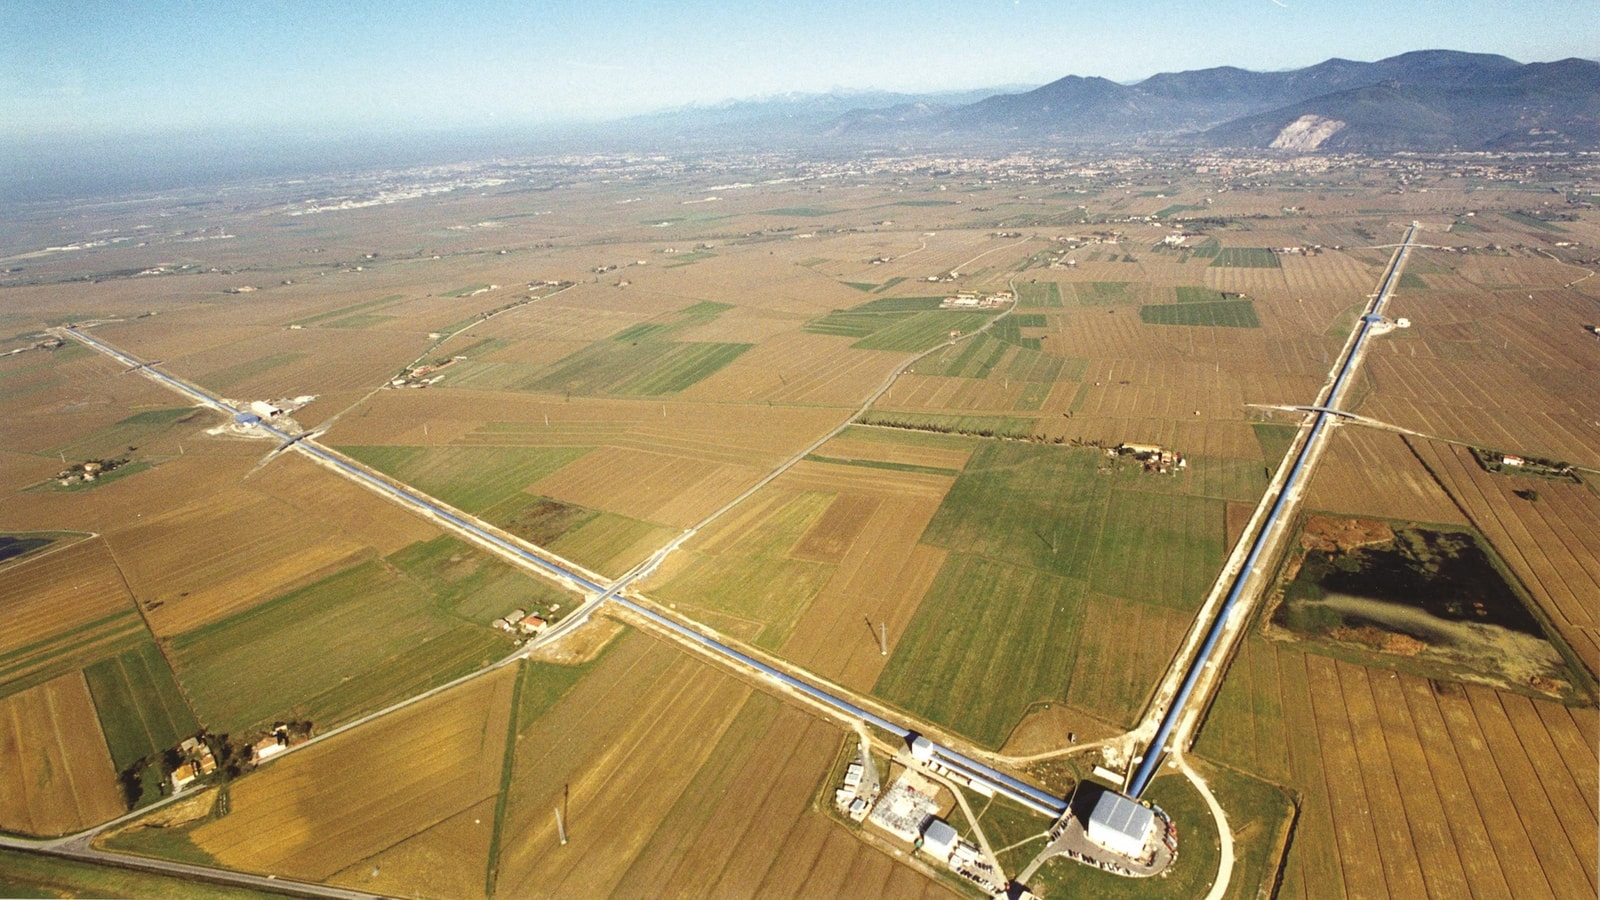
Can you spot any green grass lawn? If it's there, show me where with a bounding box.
[1023,773,1221,898]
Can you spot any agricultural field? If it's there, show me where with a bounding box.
[122,665,521,894]
[493,629,953,899]
[1195,638,1597,899]
[0,537,146,696]
[0,672,125,835]
[168,553,515,735]
[83,641,199,774]
[0,152,1596,898]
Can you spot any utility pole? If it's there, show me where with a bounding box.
[554,806,567,846]
[879,622,888,656]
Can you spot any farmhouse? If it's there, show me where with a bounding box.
[171,762,198,792]
[1086,790,1155,859]
[253,734,286,763]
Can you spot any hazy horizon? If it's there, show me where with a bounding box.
[7,0,1594,142]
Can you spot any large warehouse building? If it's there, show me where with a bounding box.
[1086,790,1155,859]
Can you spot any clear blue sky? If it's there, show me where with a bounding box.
[4,0,1595,138]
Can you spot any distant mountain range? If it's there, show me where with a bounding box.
[622,51,1599,152]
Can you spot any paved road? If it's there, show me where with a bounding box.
[1125,222,1421,796]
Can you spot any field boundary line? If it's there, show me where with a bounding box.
[0,531,97,578]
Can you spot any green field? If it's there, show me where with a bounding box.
[504,301,752,395]
[84,642,200,772]
[1252,423,1298,467]
[874,553,1087,748]
[1088,490,1226,609]
[1189,237,1222,258]
[872,440,1250,741]
[853,311,995,352]
[1017,282,1064,308]
[285,294,403,328]
[0,847,275,899]
[524,339,752,395]
[761,207,836,217]
[115,406,203,427]
[1208,248,1281,268]
[804,296,992,352]
[169,558,514,734]
[1072,281,1136,305]
[1140,300,1260,328]
[336,444,591,514]
[547,510,679,577]
[803,454,960,478]
[913,334,1009,379]
[856,412,1039,440]
[388,535,574,625]
[1174,286,1228,304]
[483,495,601,546]
[663,250,717,267]
[51,406,212,462]
[989,314,1046,349]
[321,312,397,329]
[0,606,147,699]
[920,442,1110,580]
[1501,210,1567,233]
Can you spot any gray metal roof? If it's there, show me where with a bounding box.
[1088,790,1155,841]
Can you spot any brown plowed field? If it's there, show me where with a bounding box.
[0,538,137,658]
[0,672,125,835]
[687,331,906,406]
[1197,640,1597,899]
[1303,429,1469,525]
[188,665,516,887]
[528,445,759,529]
[248,453,439,555]
[107,487,373,635]
[781,495,951,692]
[494,630,952,899]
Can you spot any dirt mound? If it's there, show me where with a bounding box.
[1301,515,1393,554]
[1331,624,1426,656]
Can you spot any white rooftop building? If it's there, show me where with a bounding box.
[1087,791,1155,859]
[921,818,959,861]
